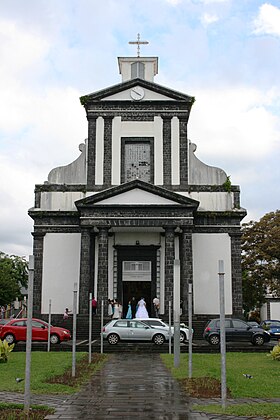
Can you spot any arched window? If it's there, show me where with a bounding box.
[131,62,145,79]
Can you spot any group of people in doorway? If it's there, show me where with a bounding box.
[107,296,160,319]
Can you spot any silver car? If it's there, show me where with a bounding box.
[102,319,170,345]
[139,318,191,342]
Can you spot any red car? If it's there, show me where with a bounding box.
[0,318,71,344]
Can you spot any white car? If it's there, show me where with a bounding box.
[102,319,171,345]
[138,318,192,343]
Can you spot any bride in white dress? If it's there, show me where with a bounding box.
[135,298,149,318]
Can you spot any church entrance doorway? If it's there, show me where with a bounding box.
[115,245,159,319]
[122,281,151,318]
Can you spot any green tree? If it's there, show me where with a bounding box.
[241,210,280,314]
[0,252,28,306]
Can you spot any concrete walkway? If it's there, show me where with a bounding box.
[1,354,279,419]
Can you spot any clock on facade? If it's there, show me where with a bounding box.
[130,86,145,100]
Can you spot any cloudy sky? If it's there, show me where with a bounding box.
[0,0,279,257]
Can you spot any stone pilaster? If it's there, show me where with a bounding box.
[162,115,172,186]
[178,115,188,185]
[164,227,175,313]
[97,227,109,306]
[103,116,113,186]
[180,228,193,315]
[31,231,45,316]
[79,228,94,314]
[87,116,97,189]
[230,232,243,317]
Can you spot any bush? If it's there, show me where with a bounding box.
[268,343,280,361]
[0,339,15,363]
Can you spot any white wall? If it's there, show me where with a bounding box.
[41,233,81,314]
[193,233,232,315]
[270,302,280,320]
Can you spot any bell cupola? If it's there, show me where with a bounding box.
[118,33,158,83]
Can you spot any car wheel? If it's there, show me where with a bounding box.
[107,333,119,345]
[50,334,60,344]
[209,334,220,345]
[4,333,16,344]
[153,333,165,345]
[252,335,264,346]
[180,331,186,343]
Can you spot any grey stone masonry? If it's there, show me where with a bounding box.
[79,228,94,314]
[97,227,109,307]
[162,115,172,186]
[164,227,175,314]
[180,227,193,314]
[230,232,243,317]
[179,115,189,185]
[87,117,97,189]
[32,232,45,316]
[103,116,113,187]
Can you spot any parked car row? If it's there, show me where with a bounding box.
[0,318,71,344]
[1,315,278,347]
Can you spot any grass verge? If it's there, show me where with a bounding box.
[161,352,280,418]
[1,351,107,394]
[193,402,280,418]
[0,403,54,420]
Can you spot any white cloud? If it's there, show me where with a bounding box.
[188,86,280,160]
[165,0,183,4]
[252,3,280,36]
[201,13,219,26]
[197,0,229,4]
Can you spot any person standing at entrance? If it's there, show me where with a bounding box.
[92,297,97,315]
[135,298,149,318]
[130,297,137,318]
[125,301,132,319]
[153,297,160,318]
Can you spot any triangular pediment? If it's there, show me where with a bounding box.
[80,78,194,105]
[75,180,199,209]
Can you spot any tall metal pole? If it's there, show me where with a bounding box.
[89,293,92,363]
[100,300,104,354]
[218,260,227,409]
[188,282,193,378]
[168,300,172,355]
[24,255,34,413]
[47,299,51,352]
[72,282,77,377]
[173,259,180,368]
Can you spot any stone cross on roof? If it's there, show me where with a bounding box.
[129,33,149,57]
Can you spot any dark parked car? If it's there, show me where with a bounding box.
[203,318,271,346]
[260,320,280,339]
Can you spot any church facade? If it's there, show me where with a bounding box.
[29,51,246,319]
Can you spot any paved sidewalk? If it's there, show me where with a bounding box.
[1,354,279,419]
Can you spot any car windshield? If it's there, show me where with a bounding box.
[267,321,280,327]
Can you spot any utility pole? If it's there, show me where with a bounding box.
[188,282,193,378]
[218,260,227,409]
[173,259,180,367]
[72,282,77,377]
[24,255,34,413]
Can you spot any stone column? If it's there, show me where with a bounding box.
[230,232,243,317]
[103,116,113,187]
[97,227,109,308]
[178,114,188,185]
[87,116,97,189]
[162,115,172,185]
[164,227,175,314]
[31,231,45,316]
[180,227,193,315]
[79,228,94,314]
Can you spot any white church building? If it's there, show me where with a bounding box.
[29,44,246,320]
